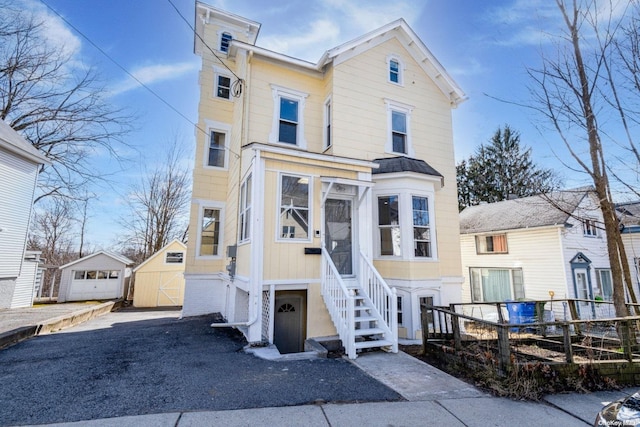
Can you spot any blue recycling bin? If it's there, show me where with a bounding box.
[506,301,537,332]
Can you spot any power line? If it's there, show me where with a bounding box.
[167,0,244,97]
[37,0,241,159]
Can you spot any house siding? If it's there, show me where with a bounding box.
[0,146,38,280]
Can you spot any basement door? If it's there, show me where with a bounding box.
[273,291,307,354]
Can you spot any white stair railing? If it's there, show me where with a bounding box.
[321,247,356,359]
[359,251,398,354]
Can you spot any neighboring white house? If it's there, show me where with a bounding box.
[616,201,640,302]
[58,252,133,302]
[0,120,49,309]
[133,239,186,308]
[459,188,616,320]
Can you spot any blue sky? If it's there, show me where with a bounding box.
[20,0,618,248]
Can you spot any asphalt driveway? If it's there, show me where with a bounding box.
[0,309,401,426]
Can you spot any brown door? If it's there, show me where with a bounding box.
[274,291,306,354]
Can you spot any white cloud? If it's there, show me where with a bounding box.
[109,62,200,96]
[256,0,426,61]
[21,0,82,59]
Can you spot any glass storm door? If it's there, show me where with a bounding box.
[324,198,353,276]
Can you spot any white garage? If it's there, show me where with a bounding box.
[58,252,133,302]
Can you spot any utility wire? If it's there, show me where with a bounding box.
[38,0,242,159]
[167,0,244,97]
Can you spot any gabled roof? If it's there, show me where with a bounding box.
[133,239,187,272]
[230,18,466,107]
[459,188,593,234]
[616,201,640,229]
[0,120,49,165]
[59,251,134,270]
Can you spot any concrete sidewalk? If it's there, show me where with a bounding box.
[0,302,627,426]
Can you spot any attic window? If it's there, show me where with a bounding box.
[165,252,184,264]
[387,55,404,85]
[476,234,508,254]
[583,218,598,237]
[220,32,232,53]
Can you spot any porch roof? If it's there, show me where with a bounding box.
[372,157,443,178]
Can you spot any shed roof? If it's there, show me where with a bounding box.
[59,251,134,270]
[459,188,592,234]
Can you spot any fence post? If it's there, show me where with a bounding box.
[496,324,511,372]
[450,304,461,351]
[561,323,573,363]
[622,320,633,362]
[568,300,581,335]
[536,302,546,337]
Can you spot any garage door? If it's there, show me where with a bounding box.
[68,270,122,301]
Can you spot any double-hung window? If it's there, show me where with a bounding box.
[470,268,524,302]
[269,85,308,148]
[378,195,401,256]
[392,111,407,154]
[239,175,252,242]
[216,75,231,99]
[279,174,310,240]
[324,97,332,149]
[200,208,221,256]
[279,97,298,144]
[412,196,431,257]
[387,55,403,85]
[596,269,613,300]
[208,131,225,167]
[204,121,229,169]
[583,218,598,236]
[385,99,413,156]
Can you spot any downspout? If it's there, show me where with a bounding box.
[212,49,259,329]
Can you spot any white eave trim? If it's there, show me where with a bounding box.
[247,142,379,170]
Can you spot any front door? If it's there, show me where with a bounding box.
[574,268,594,317]
[324,198,354,276]
[274,291,306,354]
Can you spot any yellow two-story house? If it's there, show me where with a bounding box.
[183,2,466,358]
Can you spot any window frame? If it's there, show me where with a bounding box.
[323,96,332,150]
[239,175,252,243]
[269,85,308,149]
[412,195,431,258]
[583,218,598,237]
[213,66,233,101]
[276,173,312,242]
[596,268,613,301]
[204,120,230,170]
[469,267,525,303]
[219,31,233,53]
[384,99,414,156]
[475,234,509,254]
[377,194,402,257]
[195,201,225,259]
[386,55,404,86]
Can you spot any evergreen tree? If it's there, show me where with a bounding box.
[457,125,557,211]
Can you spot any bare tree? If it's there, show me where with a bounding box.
[28,197,78,297]
[0,1,132,202]
[119,139,190,264]
[527,0,638,318]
